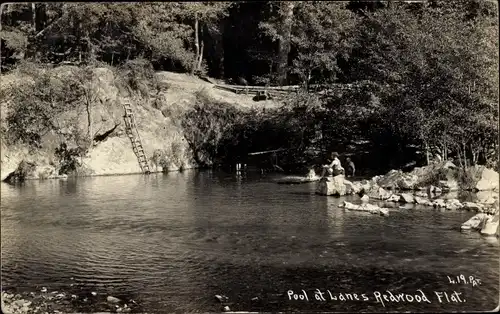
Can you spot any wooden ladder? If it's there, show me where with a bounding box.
[123,103,151,174]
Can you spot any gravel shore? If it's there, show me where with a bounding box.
[1,289,142,314]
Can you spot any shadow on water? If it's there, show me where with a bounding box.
[1,170,499,313]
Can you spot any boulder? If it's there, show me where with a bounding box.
[477,195,496,205]
[399,193,414,203]
[397,173,419,190]
[340,201,389,216]
[386,194,401,202]
[414,196,430,205]
[461,213,489,231]
[360,195,370,203]
[344,180,362,195]
[360,180,372,193]
[444,199,462,210]
[462,202,485,212]
[475,166,499,191]
[366,185,392,200]
[340,201,360,210]
[480,214,499,236]
[316,175,356,196]
[376,170,402,190]
[3,160,37,183]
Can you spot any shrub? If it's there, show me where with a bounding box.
[456,166,483,191]
[54,143,83,175]
[116,58,160,98]
[5,67,84,147]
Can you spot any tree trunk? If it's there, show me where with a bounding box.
[275,2,295,86]
[197,38,204,71]
[444,141,448,161]
[425,141,430,165]
[457,145,463,168]
[0,4,3,74]
[87,102,92,142]
[463,142,467,168]
[191,12,199,75]
[32,3,36,33]
[217,21,225,78]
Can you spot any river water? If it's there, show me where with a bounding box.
[1,170,498,313]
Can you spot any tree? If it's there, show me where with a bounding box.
[260,2,359,86]
[179,2,232,75]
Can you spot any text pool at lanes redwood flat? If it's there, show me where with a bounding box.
[287,289,467,307]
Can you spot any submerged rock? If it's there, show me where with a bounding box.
[215,294,229,302]
[107,296,121,303]
[339,201,389,216]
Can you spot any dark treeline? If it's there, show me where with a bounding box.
[1,1,499,174]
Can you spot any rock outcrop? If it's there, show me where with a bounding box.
[480,213,500,236]
[475,166,499,191]
[461,213,490,230]
[1,67,282,181]
[373,161,499,192]
[365,184,392,200]
[315,175,361,196]
[461,211,499,237]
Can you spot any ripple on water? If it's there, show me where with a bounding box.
[1,174,499,312]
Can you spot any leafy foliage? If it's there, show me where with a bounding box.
[1,1,498,172]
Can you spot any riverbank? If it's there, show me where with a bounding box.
[0,65,282,182]
[1,289,141,314]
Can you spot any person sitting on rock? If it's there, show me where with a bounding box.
[346,157,355,177]
[321,152,344,177]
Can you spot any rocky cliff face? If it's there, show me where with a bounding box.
[0,67,280,181]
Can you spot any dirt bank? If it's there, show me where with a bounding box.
[0,66,282,181]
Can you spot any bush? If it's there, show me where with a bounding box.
[5,67,85,147]
[54,143,84,175]
[456,166,483,191]
[117,58,160,97]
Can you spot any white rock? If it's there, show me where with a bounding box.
[386,194,401,202]
[107,296,121,303]
[399,193,414,203]
[360,195,370,203]
[476,167,499,191]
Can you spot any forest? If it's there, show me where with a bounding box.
[0,0,498,174]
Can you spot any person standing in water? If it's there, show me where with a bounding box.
[346,157,355,177]
[321,152,344,177]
